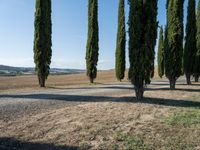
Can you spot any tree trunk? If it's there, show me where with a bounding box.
[90,78,94,84]
[194,75,199,82]
[186,73,191,85]
[135,86,144,100]
[169,78,176,90]
[39,76,45,87]
[38,76,41,86]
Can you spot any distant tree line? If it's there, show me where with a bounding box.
[33,0,200,100]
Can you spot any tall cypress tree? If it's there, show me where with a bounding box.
[115,0,126,82]
[184,0,197,85]
[128,0,158,100]
[34,0,52,87]
[158,26,165,78]
[195,0,200,82]
[164,0,184,89]
[149,1,158,79]
[86,0,99,83]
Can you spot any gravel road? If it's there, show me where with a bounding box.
[0,83,135,121]
[0,79,184,122]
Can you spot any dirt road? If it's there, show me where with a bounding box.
[0,82,134,121]
[0,79,192,121]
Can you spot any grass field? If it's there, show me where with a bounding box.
[0,70,200,150]
[0,70,118,93]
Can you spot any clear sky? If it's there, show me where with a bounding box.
[0,0,194,69]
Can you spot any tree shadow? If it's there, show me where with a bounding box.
[147,87,200,92]
[0,94,200,108]
[47,80,199,91]
[150,83,171,86]
[47,85,200,92]
[0,137,83,150]
[174,83,200,86]
[149,83,197,86]
[151,80,174,83]
[47,85,133,90]
[132,97,200,108]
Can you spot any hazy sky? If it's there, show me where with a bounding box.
[0,0,193,69]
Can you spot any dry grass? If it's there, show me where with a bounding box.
[0,68,161,93]
[0,70,121,93]
[0,70,200,149]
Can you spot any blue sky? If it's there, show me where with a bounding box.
[0,0,193,69]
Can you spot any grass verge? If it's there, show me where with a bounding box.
[165,108,200,128]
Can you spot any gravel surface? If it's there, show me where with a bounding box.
[0,83,133,121]
[0,79,185,121]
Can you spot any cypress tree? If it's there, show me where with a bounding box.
[34,0,52,87]
[164,0,184,90]
[184,0,197,85]
[115,0,126,82]
[86,0,99,83]
[157,26,165,78]
[128,0,158,100]
[149,1,158,79]
[195,0,200,82]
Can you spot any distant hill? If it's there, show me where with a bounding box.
[0,65,85,76]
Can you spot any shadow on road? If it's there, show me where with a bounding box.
[47,84,200,91]
[149,82,200,86]
[0,93,200,108]
[47,84,133,90]
[146,87,200,92]
[47,86,133,90]
[0,137,82,150]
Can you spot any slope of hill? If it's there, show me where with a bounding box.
[0,65,85,76]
